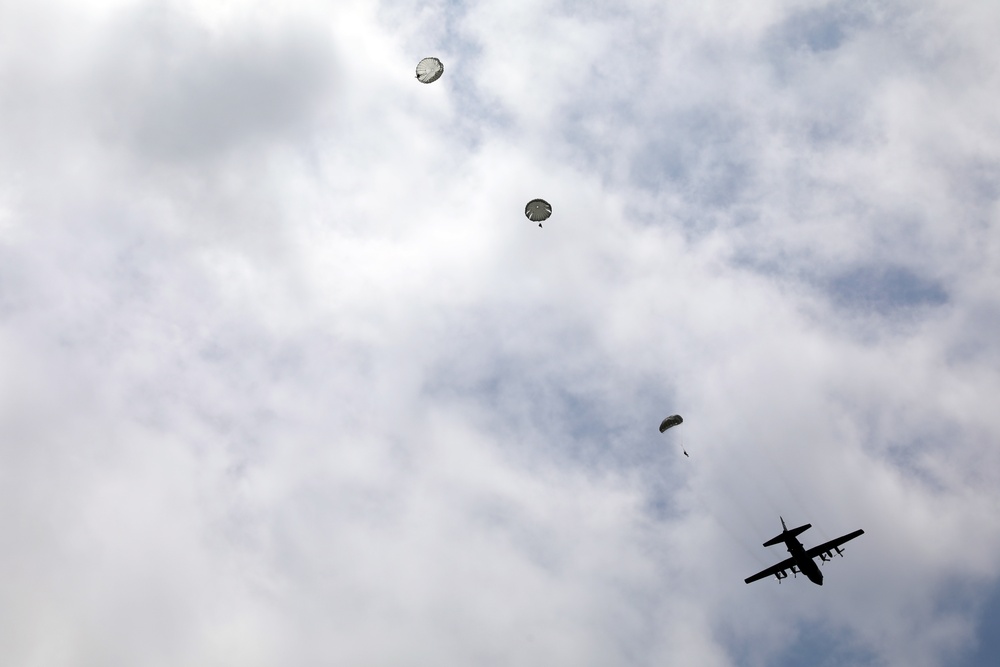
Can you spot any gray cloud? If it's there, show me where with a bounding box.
[90,5,338,163]
[1,0,1000,665]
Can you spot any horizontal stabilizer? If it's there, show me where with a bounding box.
[763,523,811,547]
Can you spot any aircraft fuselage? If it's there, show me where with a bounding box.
[784,536,823,585]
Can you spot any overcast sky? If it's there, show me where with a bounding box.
[2,0,999,665]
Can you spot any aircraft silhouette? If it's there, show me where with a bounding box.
[744,517,864,586]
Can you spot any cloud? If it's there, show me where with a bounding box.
[1,0,999,665]
[90,4,338,163]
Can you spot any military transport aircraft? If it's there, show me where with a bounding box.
[744,517,864,586]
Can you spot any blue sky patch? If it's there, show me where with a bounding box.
[772,621,878,667]
[826,264,948,313]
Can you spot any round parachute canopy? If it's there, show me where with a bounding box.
[416,57,444,84]
[659,415,683,433]
[524,199,552,223]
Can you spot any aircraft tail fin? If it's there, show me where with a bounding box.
[763,517,812,546]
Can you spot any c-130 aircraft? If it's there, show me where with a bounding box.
[744,517,864,586]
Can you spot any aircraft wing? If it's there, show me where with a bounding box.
[744,556,796,584]
[805,529,865,559]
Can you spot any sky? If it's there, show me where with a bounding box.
[1,0,999,665]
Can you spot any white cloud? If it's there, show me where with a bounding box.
[1,0,999,665]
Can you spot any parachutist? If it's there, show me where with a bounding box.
[416,57,444,84]
[525,199,552,226]
[659,414,687,456]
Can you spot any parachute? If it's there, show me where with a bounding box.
[659,415,683,432]
[659,415,687,456]
[416,57,444,84]
[524,199,552,227]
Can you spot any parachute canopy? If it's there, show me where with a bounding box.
[525,199,552,225]
[416,57,444,83]
[659,415,683,433]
